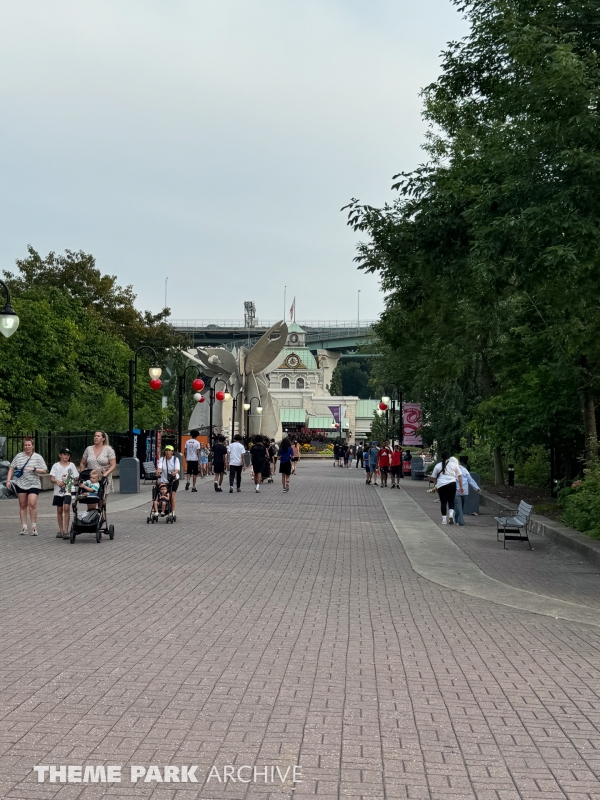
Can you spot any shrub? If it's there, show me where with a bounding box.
[559,467,600,540]
[515,445,551,489]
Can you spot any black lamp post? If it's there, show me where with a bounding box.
[246,396,263,440]
[231,391,245,441]
[129,346,162,457]
[382,384,402,448]
[177,366,206,454]
[201,377,229,448]
[0,280,19,338]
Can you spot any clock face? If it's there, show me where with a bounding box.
[289,333,299,343]
[286,354,300,369]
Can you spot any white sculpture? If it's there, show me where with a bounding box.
[185,321,288,440]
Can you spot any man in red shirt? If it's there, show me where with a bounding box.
[377,441,393,488]
[390,444,403,488]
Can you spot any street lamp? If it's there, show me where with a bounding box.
[384,384,402,448]
[246,396,262,439]
[129,346,162,456]
[0,280,19,338]
[177,366,205,453]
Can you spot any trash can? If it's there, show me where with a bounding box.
[119,457,140,494]
[463,471,481,515]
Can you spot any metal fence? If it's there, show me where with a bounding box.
[0,431,130,467]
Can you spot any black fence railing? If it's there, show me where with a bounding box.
[0,431,130,467]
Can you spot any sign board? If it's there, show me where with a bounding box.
[403,403,423,446]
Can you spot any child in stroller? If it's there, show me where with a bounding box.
[148,477,176,524]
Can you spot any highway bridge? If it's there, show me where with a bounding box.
[170,319,376,356]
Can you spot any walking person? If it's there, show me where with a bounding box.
[157,445,181,512]
[212,435,228,492]
[184,430,201,492]
[80,431,117,492]
[199,444,209,478]
[333,442,340,467]
[50,448,79,538]
[430,453,463,524]
[454,455,480,525]
[390,444,402,488]
[228,434,246,493]
[250,435,268,492]
[368,441,379,485]
[278,437,294,492]
[377,440,392,487]
[347,445,354,468]
[291,441,300,474]
[6,437,47,536]
[356,444,363,468]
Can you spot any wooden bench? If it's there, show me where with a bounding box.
[142,462,158,484]
[494,500,533,549]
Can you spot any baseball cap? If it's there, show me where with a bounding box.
[59,447,71,455]
[165,445,174,451]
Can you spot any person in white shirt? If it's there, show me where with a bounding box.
[227,434,247,493]
[184,430,201,492]
[50,448,79,539]
[430,453,463,525]
[454,456,480,525]
[156,446,181,511]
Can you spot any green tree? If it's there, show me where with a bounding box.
[347,0,600,481]
[328,366,343,396]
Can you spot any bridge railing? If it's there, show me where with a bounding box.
[171,319,377,331]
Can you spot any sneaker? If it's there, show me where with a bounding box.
[192,487,198,493]
[237,488,241,492]
[229,488,233,493]
[214,483,219,492]
[442,516,447,525]
[185,482,190,491]
[217,486,223,492]
[20,525,28,535]
[448,512,454,525]
[255,487,260,493]
[30,525,38,536]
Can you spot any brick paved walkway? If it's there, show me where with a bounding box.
[1,463,599,800]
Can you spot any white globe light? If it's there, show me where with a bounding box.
[257,406,263,414]
[0,302,19,338]
[149,366,162,380]
[382,395,391,405]
[243,403,251,411]
[224,391,231,401]
[193,392,202,402]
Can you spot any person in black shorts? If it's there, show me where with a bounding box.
[250,435,268,493]
[212,435,228,492]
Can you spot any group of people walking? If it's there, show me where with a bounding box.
[7,430,117,538]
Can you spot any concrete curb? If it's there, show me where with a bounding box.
[480,490,600,569]
[378,486,600,628]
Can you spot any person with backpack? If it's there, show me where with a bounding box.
[250,435,268,493]
[430,452,463,525]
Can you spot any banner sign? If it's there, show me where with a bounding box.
[328,405,341,425]
[403,403,423,446]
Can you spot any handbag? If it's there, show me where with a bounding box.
[13,457,32,479]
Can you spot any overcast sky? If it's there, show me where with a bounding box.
[0,0,466,324]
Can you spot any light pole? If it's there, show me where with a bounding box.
[129,346,162,457]
[246,396,263,441]
[203,377,228,448]
[231,391,245,441]
[382,384,402,448]
[0,280,19,338]
[177,368,205,453]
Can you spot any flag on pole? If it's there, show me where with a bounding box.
[328,406,341,424]
[289,297,295,321]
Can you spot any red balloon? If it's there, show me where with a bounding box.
[192,378,205,391]
[334,423,340,428]
[149,378,162,391]
[198,395,206,403]
[215,390,225,401]
[379,401,388,410]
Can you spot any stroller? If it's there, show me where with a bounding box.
[148,477,177,524]
[70,470,115,544]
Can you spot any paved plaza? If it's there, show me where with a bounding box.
[1,461,600,800]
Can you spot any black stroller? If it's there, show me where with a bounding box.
[148,476,177,524]
[70,471,115,544]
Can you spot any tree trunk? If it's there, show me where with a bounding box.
[579,389,598,464]
[493,446,504,486]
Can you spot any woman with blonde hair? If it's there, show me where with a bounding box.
[80,431,117,491]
